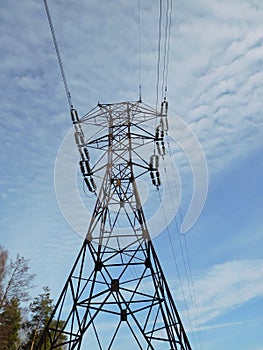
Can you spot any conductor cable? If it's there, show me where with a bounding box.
[43,0,73,109]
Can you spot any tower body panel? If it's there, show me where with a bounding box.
[37,102,192,350]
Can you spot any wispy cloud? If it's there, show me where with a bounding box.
[176,259,263,326]
[1,2,263,349]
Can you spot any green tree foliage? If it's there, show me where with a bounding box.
[0,245,8,303]
[22,287,66,350]
[0,246,36,348]
[0,297,21,350]
[0,246,24,349]
[0,246,66,348]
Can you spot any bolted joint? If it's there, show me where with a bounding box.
[111,279,119,292]
[145,257,151,268]
[95,259,103,271]
[121,309,127,321]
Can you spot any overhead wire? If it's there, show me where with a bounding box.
[43,0,100,201]
[164,141,203,349]
[161,0,172,101]
[164,0,172,96]
[173,209,200,348]
[156,189,196,341]
[137,0,142,102]
[155,0,172,111]
[43,0,201,345]
[152,0,202,346]
[178,195,203,348]
[157,156,201,349]
[43,0,73,110]
[155,0,163,113]
[152,0,196,316]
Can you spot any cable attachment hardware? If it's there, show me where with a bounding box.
[149,154,161,189]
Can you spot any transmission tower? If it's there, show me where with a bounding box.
[37,100,192,350]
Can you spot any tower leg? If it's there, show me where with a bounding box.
[37,238,191,350]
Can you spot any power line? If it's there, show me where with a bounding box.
[156,156,199,346]
[165,142,203,349]
[165,0,172,95]
[161,0,172,101]
[43,0,73,109]
[137,0,142,102]
[157,190,196,341]
[156,0,163,112]
[156,0,172,109]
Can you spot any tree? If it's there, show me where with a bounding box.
[22,287,66,350]
[0,245,8,302]
[0,253,36,308]
[0,246,35,349]
[0,247,64,349]
[0,297,21,350]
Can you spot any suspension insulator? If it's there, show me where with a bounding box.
[150,169,161,188]
[84,148,90,161]
[161,101,164,115]
[79,161,85,174]
[84,177,93,192]
[161,100,168,115]
[161,141,166,155]
[70,109,79,123]
[156,142,161,156]
[74,132,80,145]
[162,100,169,132]
[74,132,84,146]
[85,161,91,174]
[79,149,85,161]
[160,118,164,132]
[155,127,159,140]
[150,155,154,169]
[155,155,159,168]
[164,100,168,113]
[150,154,159,169]
[163,117,169,132]
[79,133,84,144]
[161,130,164,138]
[90,177,97,191]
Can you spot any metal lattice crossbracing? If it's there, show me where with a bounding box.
[37,101,192,350]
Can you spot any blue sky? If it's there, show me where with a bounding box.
[1,1,263,349]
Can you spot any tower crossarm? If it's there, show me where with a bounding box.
[75,101,166,192]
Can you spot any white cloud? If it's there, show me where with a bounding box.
[178,259,263,325]
[1,3,263,349]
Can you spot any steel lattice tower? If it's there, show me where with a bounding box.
[37,100,192,350]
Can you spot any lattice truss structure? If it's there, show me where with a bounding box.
[37,101,192,350]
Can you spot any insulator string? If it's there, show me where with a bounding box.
[43,0,73,109]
